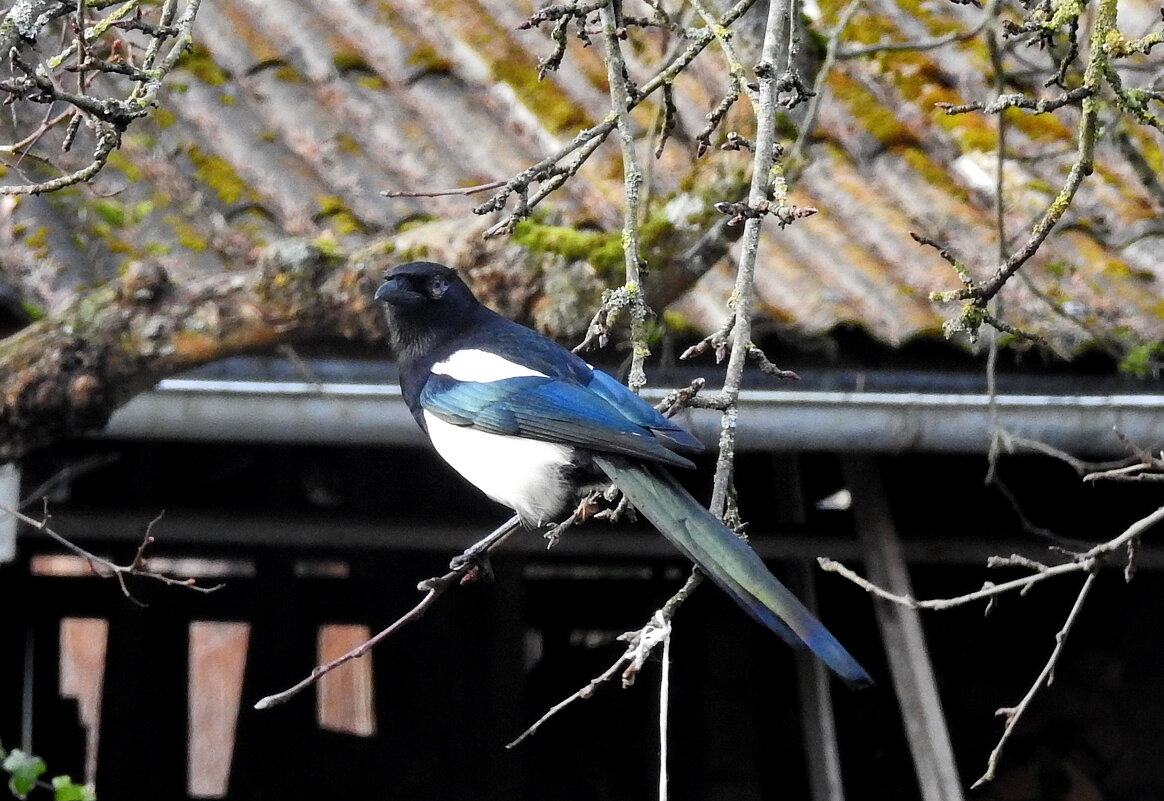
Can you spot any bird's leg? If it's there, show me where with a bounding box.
[450,515,522,579]
[544,489,603,549]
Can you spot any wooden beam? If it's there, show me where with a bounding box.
[31,510,1164,568]
[0,463,18,563]
[791,562,846,801]
[842,455,965,801]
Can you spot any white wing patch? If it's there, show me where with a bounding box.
[432,349,547,383]
[423,411,577,527]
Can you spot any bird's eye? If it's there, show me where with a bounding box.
[427,277,449,299]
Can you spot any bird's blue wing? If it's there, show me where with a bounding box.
[587,369,703,452]
[420,373,695,468]
[445,318,703,453]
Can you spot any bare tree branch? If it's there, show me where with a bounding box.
[4,503,221,600]
[253,518,523,711]
[0,242,385,462]
[822,503,1164,782]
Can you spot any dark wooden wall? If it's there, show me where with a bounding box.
[7,441,1164,800]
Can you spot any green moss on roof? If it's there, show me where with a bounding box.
[186,146,258,206]
[91,198,129,228]
[178,44,229,85]
[332,50,373,72]
[874,51,998,152]
[899,146,971,202]
[407,43,455,74]
[394,214,436,233]
[371,2,448,76]
[891,0,963,36]
[514,212,686,279]
[1002,106,1073,142]
[1118,340,1164,377]
[273,63,305,83]
[1139,134,1164,174]
[356,74,389,90]
[425,0,593,135]
[515,221,624,272]
[23,226,50,258]
[334,133,363,155]
[106,150,143,182]
[839,8,899,43]
[219,3,287,64]
[828,71,920,148]
[315,194,367,235]
[164,214,209,252]
[331,44,390,89]
[824,0,961,40]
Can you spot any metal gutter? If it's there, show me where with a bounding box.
[102,360,1164,455]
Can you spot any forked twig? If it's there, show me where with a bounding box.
[253,517,522,710]
[822,503,1164,783]
[2,503,221,602]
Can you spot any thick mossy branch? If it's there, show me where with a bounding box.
[0,241,387,462]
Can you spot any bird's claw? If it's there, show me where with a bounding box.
[450,547,494,582]
[572,490,603,521]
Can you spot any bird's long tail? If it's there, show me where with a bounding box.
[593,454,871,687]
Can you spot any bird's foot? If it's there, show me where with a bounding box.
[543,519,570,549]
[450,545,494,582]
[543,490,602,549]
[593,493,634,524]
[449,515,521,577]
[572,490,604,522]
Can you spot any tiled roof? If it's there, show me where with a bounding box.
[3,0,1162,357]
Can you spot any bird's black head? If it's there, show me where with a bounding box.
[375,261,481,362]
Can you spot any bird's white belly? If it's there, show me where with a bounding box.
[423,411,577,527]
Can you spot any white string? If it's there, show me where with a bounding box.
[657,613,672,801]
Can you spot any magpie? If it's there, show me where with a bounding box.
[376,260,871,686]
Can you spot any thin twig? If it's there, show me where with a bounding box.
[708,0,794,517]
[837,0,1000,58]
[254,519,522,710]
[971,570,1098,787]
[506,643,631,747]
[18,453,121,509]
[506,579,693,748]
[820,504,1164,610]
[599,1,651,392]
[996,428,1140,477]
[823,503,1164,784]
[380,180,506,198]
[475,0,758,234]
[254,567,455,710]
[786,0,862,179]
[1,503,220,600]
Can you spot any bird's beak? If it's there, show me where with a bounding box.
[374,277,417,305]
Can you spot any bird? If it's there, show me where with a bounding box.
[375,260,871,687]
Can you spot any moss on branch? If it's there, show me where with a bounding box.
[0,241,387,462]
